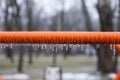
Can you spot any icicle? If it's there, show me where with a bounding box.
[110,44,113,50]
[65,45,68,51]
[85,44,89,56]
[51,47,54,52]
[50,44,54,52]
[6,44,9,48]
[37,44,40,48]
[3,44,7,48]
[0,44,2,48]
[60,44,64,50]
[9,44,13,49]
[0,44,8,48]
[55,46,58,53]
[44,44,47,49]
[113,47,116,55]
[41,44,44,50]
[50,45,53,50]
[81,44,84,52]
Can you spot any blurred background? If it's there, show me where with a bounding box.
[0,0,120,80]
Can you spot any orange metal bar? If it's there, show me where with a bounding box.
[0,32,120,44]
[0,77,3,80]
[113,72,120,80]
[113,45,120,80]
[114,45,120,55]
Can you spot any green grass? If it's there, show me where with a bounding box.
[0,56,96,72]
[23,56,97,69]
[0,55,119,80]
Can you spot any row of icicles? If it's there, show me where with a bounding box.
[0,44,117,55]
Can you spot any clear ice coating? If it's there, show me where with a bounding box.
[0,44,13,49]
[110,44,113,50]
[113,47,116,55]
[109,44,117,55]
[0,44,83,51]
[80,44,84,52]
[0,44,118,56]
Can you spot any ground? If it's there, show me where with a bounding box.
[0,55,119,80]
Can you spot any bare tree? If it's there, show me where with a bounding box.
[60,0,65,31]
[11,0,25,73]
[4,0,15,63]
[12,0,24,73]
[4,0,24,73]
[25,0,34,65]
[118,0,120,30]
[96,0,118,74]
[81,0,92,31]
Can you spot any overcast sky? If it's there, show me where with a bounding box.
[33,0,118,17]
[34,0,97,15]
[0,0,118,20]
[0,0,99,23]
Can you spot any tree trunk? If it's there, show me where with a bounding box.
[96,1,118,74]
[4,0,14,63]
[118,0,120,30]
[25,0,34,65]
[52,52,57,67]
[63,46,71,60]
[81,0,92,31]
[11,0,25,73]
[6,47,14,63]
[60,1,70,59]
[97,45,117,73]
[18,46,24,73]
[97,4,113,31]
[28,47,33,65]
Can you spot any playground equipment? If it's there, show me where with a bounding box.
[114,45,120,55]
[0,32,120,44]
[0,31,120,80]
